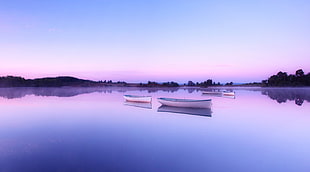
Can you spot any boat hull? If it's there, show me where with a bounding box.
[222,92,235,96]
[202,91,222,95]
[158,98,212,109]
[203,91,235,96]
[124,95,152,103]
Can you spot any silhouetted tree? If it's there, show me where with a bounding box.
[296,69,304,77]
[225,82,233,86]
[187,81,195,86]
[206,79,212,86]
[162,81,179,87]
[263,69,310,87]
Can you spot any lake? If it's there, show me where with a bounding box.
[0,87,309,172]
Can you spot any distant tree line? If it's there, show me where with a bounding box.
[0,76,131,87]
[140,79,225,88]
[139,81,179,87]
[186,79,222,87]
[0,76,231,88]
[0,76,97,87]
[262,69,310,87]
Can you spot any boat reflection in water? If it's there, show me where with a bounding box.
[157,105,212,117]
[124,101,152,109]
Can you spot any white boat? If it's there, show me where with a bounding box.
[158,105,212,117]
[202,91,222,95]
[202,91,235,96]
[123,95,152,103]
[222,91,235,96]
[157,97,212,109]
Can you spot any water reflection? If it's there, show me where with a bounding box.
[0,87,108,99]
[145,87,179,93]
[0,87,181,99]
[2,87,309,108]
[124,102,152,109]
[261,88,310,106]
[0,87,309,172]
[158,105,212,117]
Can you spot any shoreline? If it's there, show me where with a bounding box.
[1,85,310,89]
[1,75,309,88]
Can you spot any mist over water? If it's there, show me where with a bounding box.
[0,87,309,172]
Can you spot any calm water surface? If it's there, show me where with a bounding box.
[0,87,309,172]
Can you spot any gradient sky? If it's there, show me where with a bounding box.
[0,0,309,83]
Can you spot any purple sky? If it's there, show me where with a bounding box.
[1,0,309,83]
